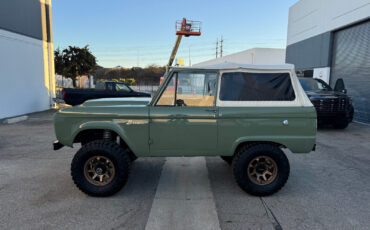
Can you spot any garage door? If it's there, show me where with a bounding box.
[331,20,370,123]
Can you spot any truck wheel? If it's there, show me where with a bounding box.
[232,144,290,196]
[348,106,354,122]
[333,119,349,129]
[71,140,131,197]
[220,156,233,165]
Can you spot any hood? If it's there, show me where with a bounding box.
[306,90,347,99]
[82,97,151,107]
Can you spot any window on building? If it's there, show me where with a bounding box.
[219,72,295,101]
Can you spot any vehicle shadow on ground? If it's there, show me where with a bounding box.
[317,124,340,131]
[63,158,164,229]
[205,131,370,230]
[206,157,277,230]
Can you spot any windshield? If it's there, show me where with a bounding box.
[115,83,132,93]
[299,78,332,91]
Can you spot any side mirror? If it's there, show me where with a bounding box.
[176,99,186,106]
[334,78,346,93]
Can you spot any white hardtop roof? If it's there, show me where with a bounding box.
[171,62,295,71]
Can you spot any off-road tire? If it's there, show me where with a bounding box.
[333,119,349,129]
[220,156,233,165]
[232,144,290,196]
[71,140,131,197]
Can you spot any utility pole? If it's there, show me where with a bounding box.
[220,36,224,57]
[216,38,218,58]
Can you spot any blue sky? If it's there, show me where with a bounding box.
[52,0,297,68]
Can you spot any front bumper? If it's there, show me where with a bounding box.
[316,108,353,121]
[53,140,64,150]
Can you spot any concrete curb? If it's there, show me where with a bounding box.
[3,115,28,124]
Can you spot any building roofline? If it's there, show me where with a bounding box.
[171,62,294,71]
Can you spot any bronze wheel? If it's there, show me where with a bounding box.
[247,155,278,185]
[72,140,131,196]
[233,144,290,196]
[83,155,116,186]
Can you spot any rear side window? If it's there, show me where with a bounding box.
[220,72,295,101]
[96,82,105,89]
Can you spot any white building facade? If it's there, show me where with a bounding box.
[286,0,370,123]
[0,0,55,119]
[194,48,286,66]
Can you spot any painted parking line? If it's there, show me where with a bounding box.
[145,157,221,230]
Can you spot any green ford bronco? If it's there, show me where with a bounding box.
[54,63,316,197]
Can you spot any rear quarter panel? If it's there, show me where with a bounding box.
[218,106,316,155]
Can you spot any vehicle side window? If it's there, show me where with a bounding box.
[115,83,131,93]
[106,83,114,91]
[299,79,311,91]
[156,74,176,106]
[220,72,295,101]
[96,82,104,89]
[176,72,217,107]
[316,79,331,90]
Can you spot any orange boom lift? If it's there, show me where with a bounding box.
[167,18,201,68]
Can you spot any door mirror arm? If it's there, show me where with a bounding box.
[176,99,187,106]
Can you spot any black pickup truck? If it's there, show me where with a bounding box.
[61,81,151,106]
[299,77,354,129]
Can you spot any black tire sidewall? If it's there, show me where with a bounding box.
[233,144,290,196]
[333,119,349,129]
[220,156,233,165]
[71,140,130,197]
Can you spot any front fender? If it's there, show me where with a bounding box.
[71,120,138,152]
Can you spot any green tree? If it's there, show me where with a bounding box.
[55,46,97,87]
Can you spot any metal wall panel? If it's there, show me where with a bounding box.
[286,32,332,70]
[0,0,42,40]
[331,20,370,123]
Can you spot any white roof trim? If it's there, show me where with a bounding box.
[171,62,295,71]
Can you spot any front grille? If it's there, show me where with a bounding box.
[311,98,347,113]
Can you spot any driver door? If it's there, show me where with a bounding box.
[149,71,218,156]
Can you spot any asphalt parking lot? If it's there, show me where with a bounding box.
[1,110,370,230]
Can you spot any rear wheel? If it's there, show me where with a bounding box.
[348,106,354,122]
[71,140,131,197]
[232,144,290,196]
[333,119,349,129]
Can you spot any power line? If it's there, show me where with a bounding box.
[216,38,218,58]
